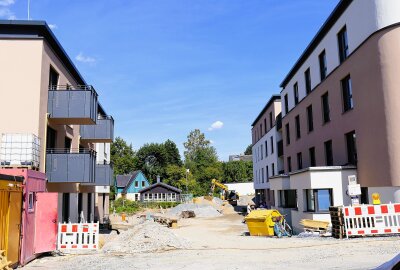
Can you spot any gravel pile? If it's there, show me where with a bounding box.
[168,203,222,218]
[102,220,190,253]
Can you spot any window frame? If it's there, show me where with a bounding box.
[278,189,297,208]
[341,75,353,112]
[295,115,301,139]
[270,136,274,154]
[309,147,316,167]
[28,192,35,213]
[324,140,333,166]
[293,82,299,105]
[306,189,333,213]
[305,68,311,95]
[284,94,289,114]
[307,105,313,132]
[321,92,330,124]
[345,131,357,165]
[297,152,303,170]
[319,50,327,81]
[285,123,290,145]
[287,156,292,173]
[338,25,349,63]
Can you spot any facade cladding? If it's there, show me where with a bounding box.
[251,0,400,232]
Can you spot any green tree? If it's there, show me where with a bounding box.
[135,143,168,183]
[222,160,253,183]
[244,144,252,155]
[184,129,215,162]
[164,139,183,166]
[111,137,136,176]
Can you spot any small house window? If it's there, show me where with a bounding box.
[135,181,139,188]
[142,181,146,187]
[28,192,35,212]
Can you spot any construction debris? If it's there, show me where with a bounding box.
[102,220,190,254]
[180,210,196,218]
[168,203,222,218]
[329,206,345,239]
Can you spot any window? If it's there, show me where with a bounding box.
[341,75,353,111]
[270,136,274,154]
[321,92,330,123]
[319,50,327,80]
[46,126,57,149]
[87,193,92,222]
[295,115,301,139]
[309,147,316,167]
[264,118,267,134]
[346,131,357,165]
[49,66,59,89]
[284,94,289,114]
[278,190,297,208]
[261,168,264,183]
[135,181,139,188]
[272,163,275,176]
[293,82,299,105]
[307,105,314,132]
[269,112,273,129]
[260,144,263,160]
[142,181,146,187]
[62,193,70,223]
[297,152,303,170]
[287,156,292,173]
[338,26,349,63]
[266,166,269,182]
[324,140,333,166]
[306,189,333,212]
[28,192,35,212]
[260,124,263,137]
[135,194,139,201]
[265,141,268,157]
[305,68,311,94]
[285,123,290,145]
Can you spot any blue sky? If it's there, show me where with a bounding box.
[1,0,338,160]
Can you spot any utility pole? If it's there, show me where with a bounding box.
[185,169,189,195]
[27,0,31,20]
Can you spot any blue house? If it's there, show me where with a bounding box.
[115,171,150,201]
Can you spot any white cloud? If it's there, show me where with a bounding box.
[208,120,224,131]
[75,52,96,64]
[210,140,215,144]
[0,0,15,6]
[0,0,15,19]
[48,24,57,30]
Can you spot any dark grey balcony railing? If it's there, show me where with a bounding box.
[80,116,114,143]
[48,85,98,125]
[94,163,114,186]
[277,140,284,157]
[46,148,96,183]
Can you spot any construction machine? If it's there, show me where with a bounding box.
[210,179,239,206]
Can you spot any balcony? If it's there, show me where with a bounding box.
[277,140,284,157]
[276,113,282,131]
[46,149,96,183]
[47,85,98,125]
[80,116,114,143]
[95,163,113,186]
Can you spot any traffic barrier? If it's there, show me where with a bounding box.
[57,222,99,250]
[343,203,400,238]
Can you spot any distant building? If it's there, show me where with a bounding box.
[115,171,150,201]
[139,178,182,202]
[229,154,252,162]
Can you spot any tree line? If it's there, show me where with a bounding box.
[110,129,253,197]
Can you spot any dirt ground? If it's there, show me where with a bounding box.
[23,212,400,270]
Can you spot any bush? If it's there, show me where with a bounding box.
[111,198,180,214]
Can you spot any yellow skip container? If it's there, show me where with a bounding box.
[245,209,281,236]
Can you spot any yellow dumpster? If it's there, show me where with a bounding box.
[245,209,281,236]
[0,174,23,267]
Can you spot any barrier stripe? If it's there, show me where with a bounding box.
[57,222,99,250]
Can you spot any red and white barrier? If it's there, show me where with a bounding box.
[343,203,400,238]
[57,222,99,250]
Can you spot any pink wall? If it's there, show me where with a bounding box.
[0,169,50,266]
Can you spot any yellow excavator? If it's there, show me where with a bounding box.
[210,179,239,206]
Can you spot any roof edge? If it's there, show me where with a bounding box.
[279,0,353,88]
[251,94,281,126]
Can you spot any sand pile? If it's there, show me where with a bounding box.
[168,203,222,218]
[102,220,190,253]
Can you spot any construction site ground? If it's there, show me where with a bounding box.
[23,208,400,270]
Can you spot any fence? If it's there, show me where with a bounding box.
[343,203,400,238]
[57,222,99,250]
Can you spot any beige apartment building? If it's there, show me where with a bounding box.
[0,21,114,223]
[252,0,400,232]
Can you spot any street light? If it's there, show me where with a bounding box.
[185,169,190,195]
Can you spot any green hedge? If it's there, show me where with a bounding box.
[111,198,180,214]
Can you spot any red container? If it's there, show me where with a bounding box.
[0,169,58,266]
